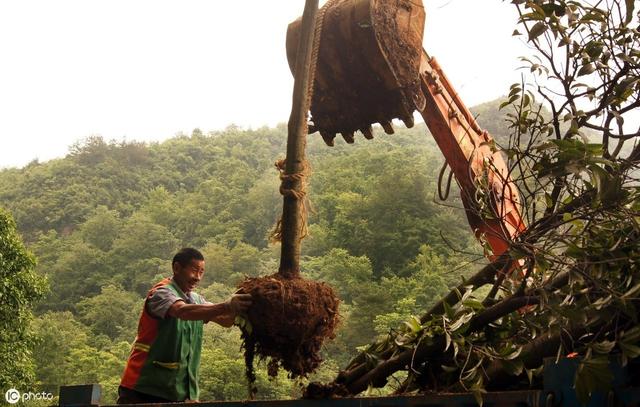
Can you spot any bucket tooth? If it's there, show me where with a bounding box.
[341,131,355,144]
[401,114,415,128]
[320,130,336,147]
[360,126,374,140]
[381,120,395,135]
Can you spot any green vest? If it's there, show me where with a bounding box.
[133,280,205,401]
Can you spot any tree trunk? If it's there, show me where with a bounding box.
[279,0,319,279]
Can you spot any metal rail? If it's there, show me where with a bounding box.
[110,390,543,407]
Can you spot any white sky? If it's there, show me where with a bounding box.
[0,0,527,169]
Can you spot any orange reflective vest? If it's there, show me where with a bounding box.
[120,278,204,401]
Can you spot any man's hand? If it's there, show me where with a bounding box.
[225,293,252,315]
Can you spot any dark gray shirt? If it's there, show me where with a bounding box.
[146,285,208,319]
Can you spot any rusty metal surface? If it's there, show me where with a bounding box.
[110,390,543,407]
[286,0,425,144]
[417,54,526,258]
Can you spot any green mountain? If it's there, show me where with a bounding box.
[0,98,509,402]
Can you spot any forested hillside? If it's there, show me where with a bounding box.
[0,100,504,403]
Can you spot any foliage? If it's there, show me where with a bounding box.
[0,117,487,400]
[0,208,47,390]
[0,1,635,403]
[77,285,141,341]
[329,0,640,403]
[31,312,127,404]
[495,0,640,400]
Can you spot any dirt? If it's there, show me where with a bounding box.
[373,0,423,90]
[303,381,349,399]
[238,273,340,388]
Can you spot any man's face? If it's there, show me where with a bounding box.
[173,258,205,294]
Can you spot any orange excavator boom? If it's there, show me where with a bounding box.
[418,53,525,258]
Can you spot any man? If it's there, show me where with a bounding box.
[117,247,252,404]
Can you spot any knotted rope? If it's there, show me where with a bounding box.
[270,158,312,243]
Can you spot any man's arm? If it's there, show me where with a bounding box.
[167,301,228,321]
[167,294,252,327]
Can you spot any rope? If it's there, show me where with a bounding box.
[307,0,339,110]
[270,159,311,243]
[270,0,338,244]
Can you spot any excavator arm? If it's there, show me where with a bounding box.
[418,53,525,258]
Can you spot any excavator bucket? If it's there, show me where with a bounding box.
[286,0,426,145]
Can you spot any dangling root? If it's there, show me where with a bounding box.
[238,273,340,388]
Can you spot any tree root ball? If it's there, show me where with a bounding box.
[238,273,340,380]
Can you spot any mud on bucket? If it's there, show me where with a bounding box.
[286,0,426,142]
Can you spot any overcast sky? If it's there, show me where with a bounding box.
[0,0,527,168]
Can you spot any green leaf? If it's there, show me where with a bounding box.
[443,301,455,319]
[525,366,544,385]
[623,282,640,299]
[448,312,474,332]
[505,346,523,360]
[591,340,615,355]
[625,0,635,24]
[565,242,584,258]
[585,42,604,59]
[614,78,638,101]
[577,63,596,77]
[528,22,547,41]
[588,165,609,201]
[472,389,484,407]
[528,3,546,19]
[462,298,484,310]
[540,3,565,17]
[470,377,486,407]
[235,316,253,335]
[526,368,534,384]
[500,94,520,110]
[403,315,422,334]
[619,342,640,359]
[621,326,640,342]
[559,36,572,46]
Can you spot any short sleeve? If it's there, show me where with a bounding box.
[146,287,182,319]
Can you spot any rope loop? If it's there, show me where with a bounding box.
[276,159,308,201]
[270,158,312,243]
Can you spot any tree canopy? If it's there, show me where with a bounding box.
[320,1,640,404]
[0,112,490,402]
[0,208,47,390]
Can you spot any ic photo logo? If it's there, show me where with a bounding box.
[5,388,54,404]
[5,389,20,404]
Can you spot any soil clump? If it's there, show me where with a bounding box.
[238,273,340,385]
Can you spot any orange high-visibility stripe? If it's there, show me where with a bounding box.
[120,278,171,389]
